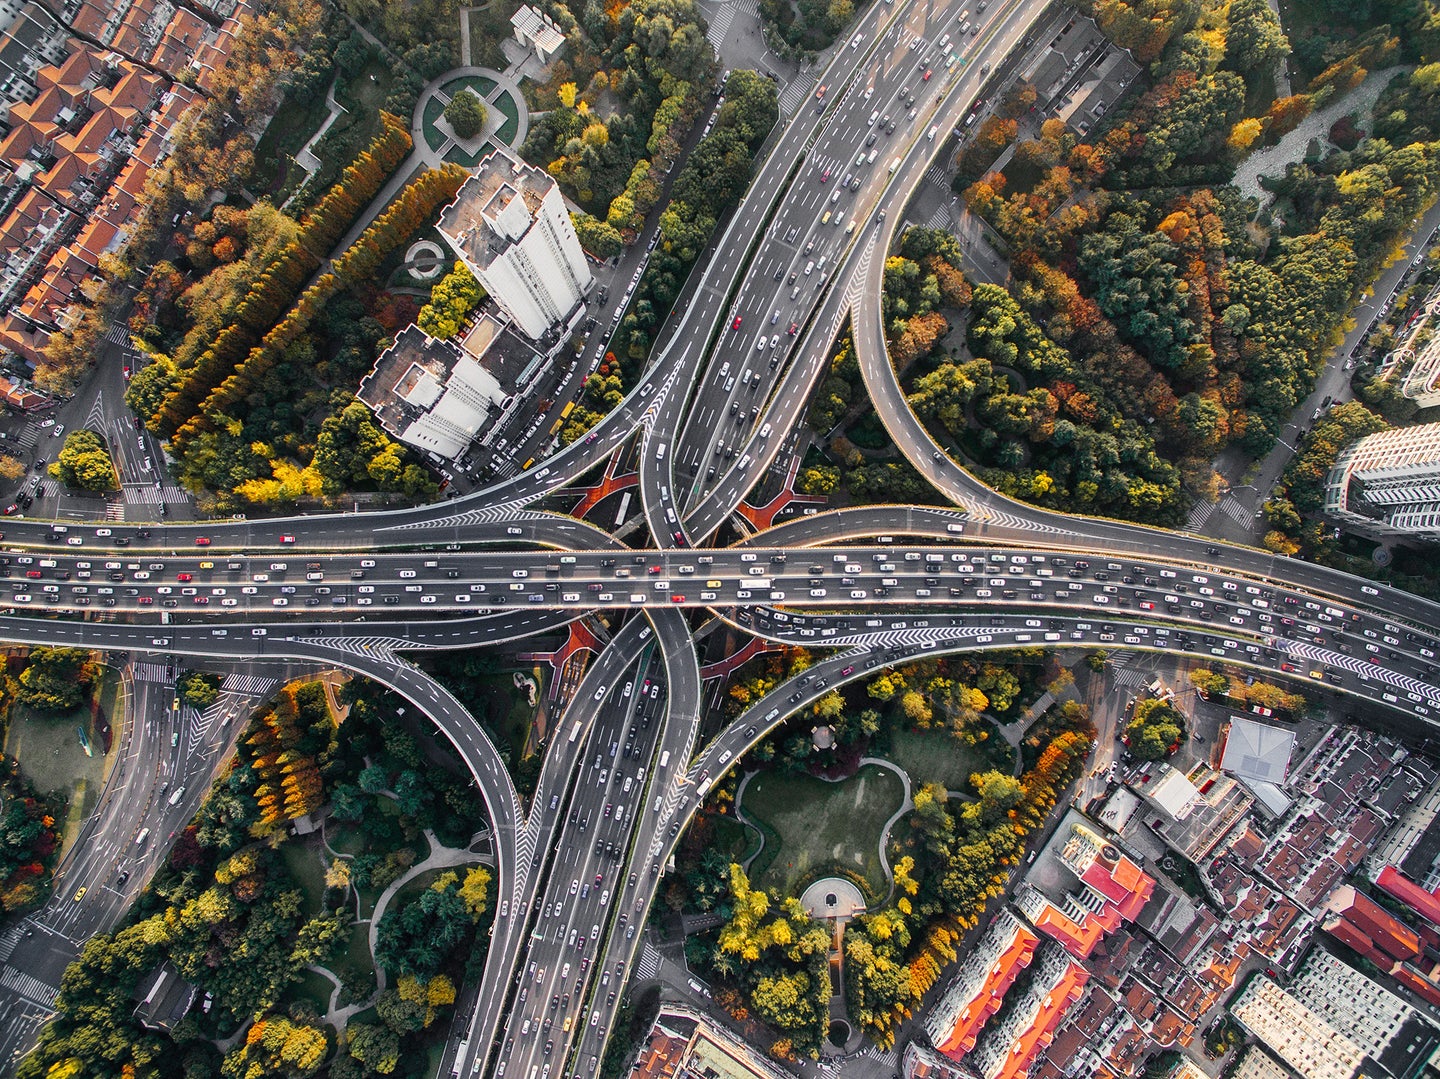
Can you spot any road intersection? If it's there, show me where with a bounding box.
[3,0,1439,1077]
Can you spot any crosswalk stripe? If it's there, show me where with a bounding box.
[635,942,662,979]
[219,673,276,696]
[0,923,23,964]
[0,967,57,1008]
[1185,500,1215,531]
[131,661,171,683]
[122,485,189,505]
[1219,495,1252,528]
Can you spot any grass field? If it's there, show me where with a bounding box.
[281,839,329,918]
[741,764,904,897]
[252,88,334,196]
[492,90,521,145]
[885,727,1011,791]
[4,668,119,853]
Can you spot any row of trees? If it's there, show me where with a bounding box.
[37,0,330,393]
[612,69,778,379]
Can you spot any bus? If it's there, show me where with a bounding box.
[449,1040,469,1079]
[559,401,576,419]
[569,721,582,743]
[548,418,563,436]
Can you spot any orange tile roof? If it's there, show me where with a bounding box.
[936,924,1041,1058]
[0,314,51,365]
[992,961,1089,1079]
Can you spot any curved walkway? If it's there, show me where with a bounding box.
[309,821,494,1028]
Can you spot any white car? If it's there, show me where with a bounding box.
[221,598,238,606]
[95,528,111,537]
[66,536,82,545]
[420,595,437,604]
[272,597,288,606]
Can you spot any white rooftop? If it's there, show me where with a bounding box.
[1221,717,1296,786]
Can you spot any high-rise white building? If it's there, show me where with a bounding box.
[1290,949,1440,1078]
[1325,423,1440,540]
[437,146,592,341]
[1231,974,1367,1079]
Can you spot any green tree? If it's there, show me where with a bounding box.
[177,671,222,709]
[1125,699,1185,760]
[1224,0,1290,77]
[17,647,95,712]
[443,90,487,139]
[48,430,115,491]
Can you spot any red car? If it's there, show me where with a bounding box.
[922,68,933,80]
[671,594,686,603]
[192,596,209,605]
[194,537,210,546]
[820,168,831,182]
[176,573,192,582]
[732,316,742,330]
[788,322,798,335]
[279,534,296,544]
[138,596,153,605]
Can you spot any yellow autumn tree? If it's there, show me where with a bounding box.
[1227,117,1263,151]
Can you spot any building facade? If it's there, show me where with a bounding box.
[437,146,592,340]
[1325,423,1440,540]
[1231,975,1367,1079]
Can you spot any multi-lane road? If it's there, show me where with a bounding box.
[5,0,1439,1077]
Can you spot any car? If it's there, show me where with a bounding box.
[73,886,85,901]
[788,322,798,335]
[820,168,831,182]
[279,534,295,544]
[177,573,192,582]
[194,537,210,546]
[732,316,742,330]
[923,68,933,79]
[66,536,82,546]
[95,528,111,537]
[671,594,686,602]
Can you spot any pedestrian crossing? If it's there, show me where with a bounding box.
[103,322,131,346]
[777,74,815,117]
[704,0,742,46]
[105,500,125,521]
[131,661,172,683]
[925,162,951,190]
[0,966,57,1008]
[11,423,39,452]
[0,922,22,964]
[1184,500,1215,532]
[925,203,951,230]
[1112,667,1151,688]
[635,942,662,980]
[121,483,189,505]
[1219,495,1253,528]
[861,1046,897,1067]
[220,673,276,697]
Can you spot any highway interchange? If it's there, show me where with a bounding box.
[4,0,1440,1076]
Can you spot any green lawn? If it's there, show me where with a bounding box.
[281,839,328,918]
[492,89,521,145]
[4,668,119,854]
[289,968,336,1015]
[445,141,492,167]
[440,75,497,100]
[740,764,905,898]
[885,727,1010,791]
[422,96,448,152]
